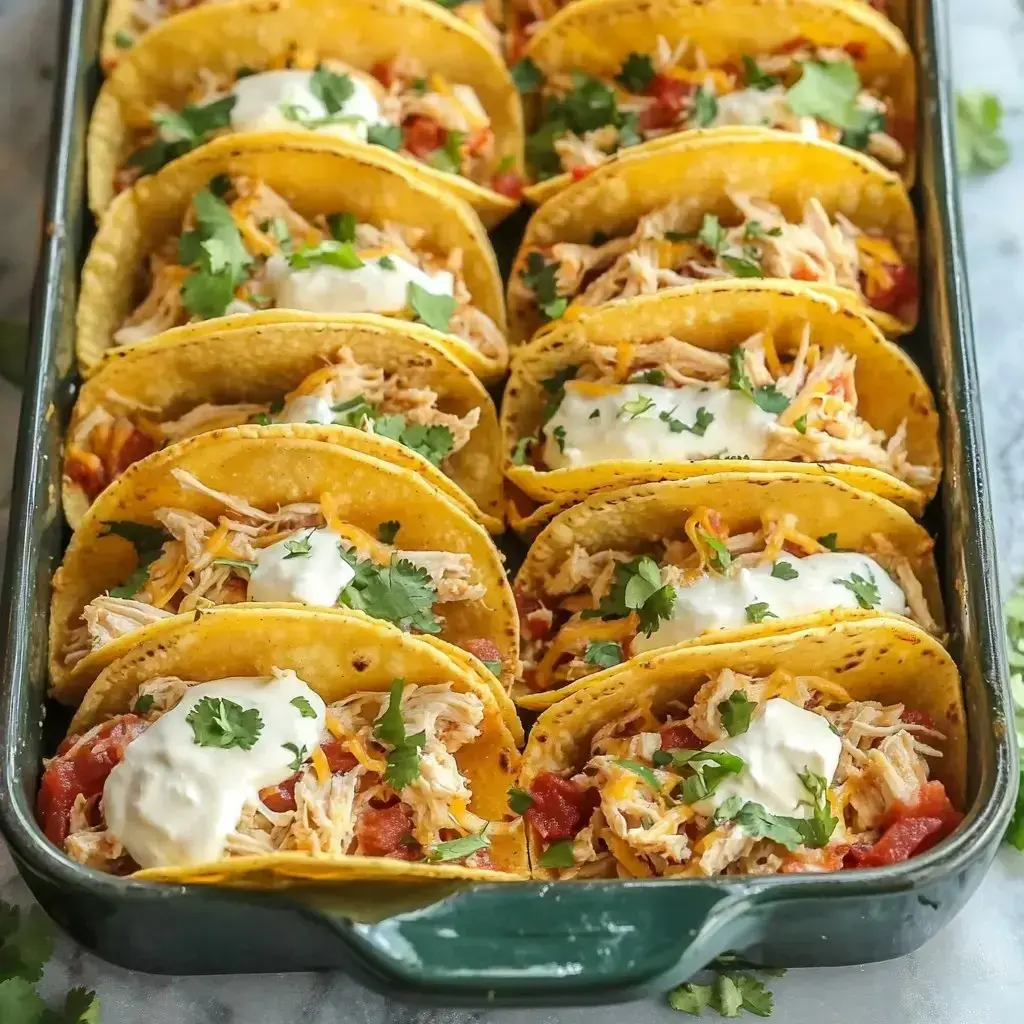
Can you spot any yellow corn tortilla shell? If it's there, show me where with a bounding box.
[508,132,918,345]
[521,617,966,878]
[50,430,520,738]
[521,0,915,204]
[92,0,524,226]
[502,280,939,518]
[68,605,527,884]
[513,472,943,709]
[77,136,508,382]
[65,316,503,533]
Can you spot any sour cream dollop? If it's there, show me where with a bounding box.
[247,527,355,606]
[229,69,385,142]
[265,253,454,316]
[633,552,907,653]
[103,672,325,868]
[542,382,776,469]
[692,697,842,818]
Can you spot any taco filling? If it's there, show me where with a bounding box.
[117,58,521,198]
[516,507,938,693]
[519,36,905,182]
[39,671,507,873]
[65,347,480,502]
[512,201,916,326]
[511,330,933,489]
[524,673,961,876]
[113,175,504,359]
[61,470,491,669]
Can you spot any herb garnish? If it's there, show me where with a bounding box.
[187,697,264,750]
[372,678,426,789]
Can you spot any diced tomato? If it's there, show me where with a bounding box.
[65,454,107,502]
[570,165,594,182]
[370,61,394,88]
[843,42,867,60]
[319,740,358,775]
[659,722,704,751]
[900,708,936,730]
[491,169,525,199]
[847,817,946,867]
[259,773,299,813]
[37,715,147,845]
[525,771,599,841]
[639,74,692,132]
[884,780,962,832]
[870,263,918,317]
[460,638,503,666]
[358,803,416,857]
[791,264,819,282]
[111,428,156,476]
[402,116,448,160]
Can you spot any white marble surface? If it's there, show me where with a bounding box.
[1,0,1023,1020]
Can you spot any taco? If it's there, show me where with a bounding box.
[512,473,942,710]
[519,619,965,878]
[101,0,506,69]
[77,137,508,382]
[516,0,915,204]
[502,281,939,519]
[507,132,918,344]
[39,605,527,885]
[64,317,503,534]
[49,430,521,739]
[92,0,522,225]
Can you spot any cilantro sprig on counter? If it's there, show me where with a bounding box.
[955,91,1011,175]
[0,900,100,1023]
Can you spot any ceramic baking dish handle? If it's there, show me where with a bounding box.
[333,881,765,1004]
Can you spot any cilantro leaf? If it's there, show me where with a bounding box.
[127,96,235,175]
[660,406,713,436]
[796,770,839,848]
[510,435,535,465]
[742,56,778,91]
[427,129,465,175]
[667,981,713,1015]
[327,211,357,242]
[538,838,576,868]
[59,987,102,1024]
[282,742,308,771]
[727,348,790,412]
[377,520,401,545]
[793,413,808,434]
[833,570,881,609]
[0,978,46,1024]
[786,60,866,130]
[186,697,264,750]
[771,561,798,581]
[521,252,569,321]
[288,240,363,270]
[283,532,314,559]
[692,86,718,127]
[367,122,403,151]
[102,521,170,599]
[956,91,1011,175]
[616,53,655,93]
[726,801,805,849]
[310,65,354,114]
[408,282,456,332]
[697,213,726,254]
[718,690,755,736]
[290,695,318,719]
[745,601,777,624]
[551,424,567,452]
[698,528,732,573]
[339,555,441,633]
[539,364,579,422]
[620,395,655,419]
[721,253,765,279]
[507,787,534,814]
[426,830,490,862]
[0,905,52,983]
[372,678,426,789]
[629,368,666,384]
[133,694,155,714]
[613,759,661,790]
[511,57,543,95]
[818,532,838,551]
[583,556,676,635]
[672,750,745,804]
[584,640,623,668]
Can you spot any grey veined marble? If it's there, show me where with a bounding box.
[1,0,1024,1020]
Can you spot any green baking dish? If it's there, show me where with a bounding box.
[0,0,1018,1006]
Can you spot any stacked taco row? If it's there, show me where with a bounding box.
[42,0,963,888]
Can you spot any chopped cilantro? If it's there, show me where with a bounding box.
[718,690,755,737]
[377,520,401,545]
[745,601,777,624]
[283,532,314,559]
[727,348,790,413]
[538,838,576,868]
[290,696,318,719]
[339,554,441,633]
[327,211,357,243]
[770,561,798,581]
[614,759,661,790]
[583,555,676,635]
[103,521,170,599]
[584,640,624,668]
[211,556,258,572]
[372,678,427,789]
[539,364,579,422]
[742,55,779,91]
[620,395,656,419]
[786,60,871,134]
[616,52,656,93]
[367,122,403,151]
[378,255,396,270]
[793,413,808,434]
[721,253,765,279]
[427,129,465,175]
[408,282,456,332]
[288,240,364,270]
[818,532,838,551]
[521,251,569,321]
[310,65,355,114]
[186,696,263,750]
[507,787,534,814]
[697,213,727,254]
[373,417,455,467]
[628,368,666,384]
[331,394,375,427]
[552,424,567,452]
[282,742,308,771]
[797,770,839,848]
[743,221,782,239]
[833,570,881,609]
[510,435,535,465]
[660,406,713,436]
[698,528,732,573]
[427,830,490,862]
[127,95,235,175]
[669,749,745,804]
[133,694,155,714]
[114,29,134,49]
[692,86,718,127]
[511,57,543,95]
[589,409,601,420]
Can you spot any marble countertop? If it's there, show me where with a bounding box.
[1,0,1023,1020]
